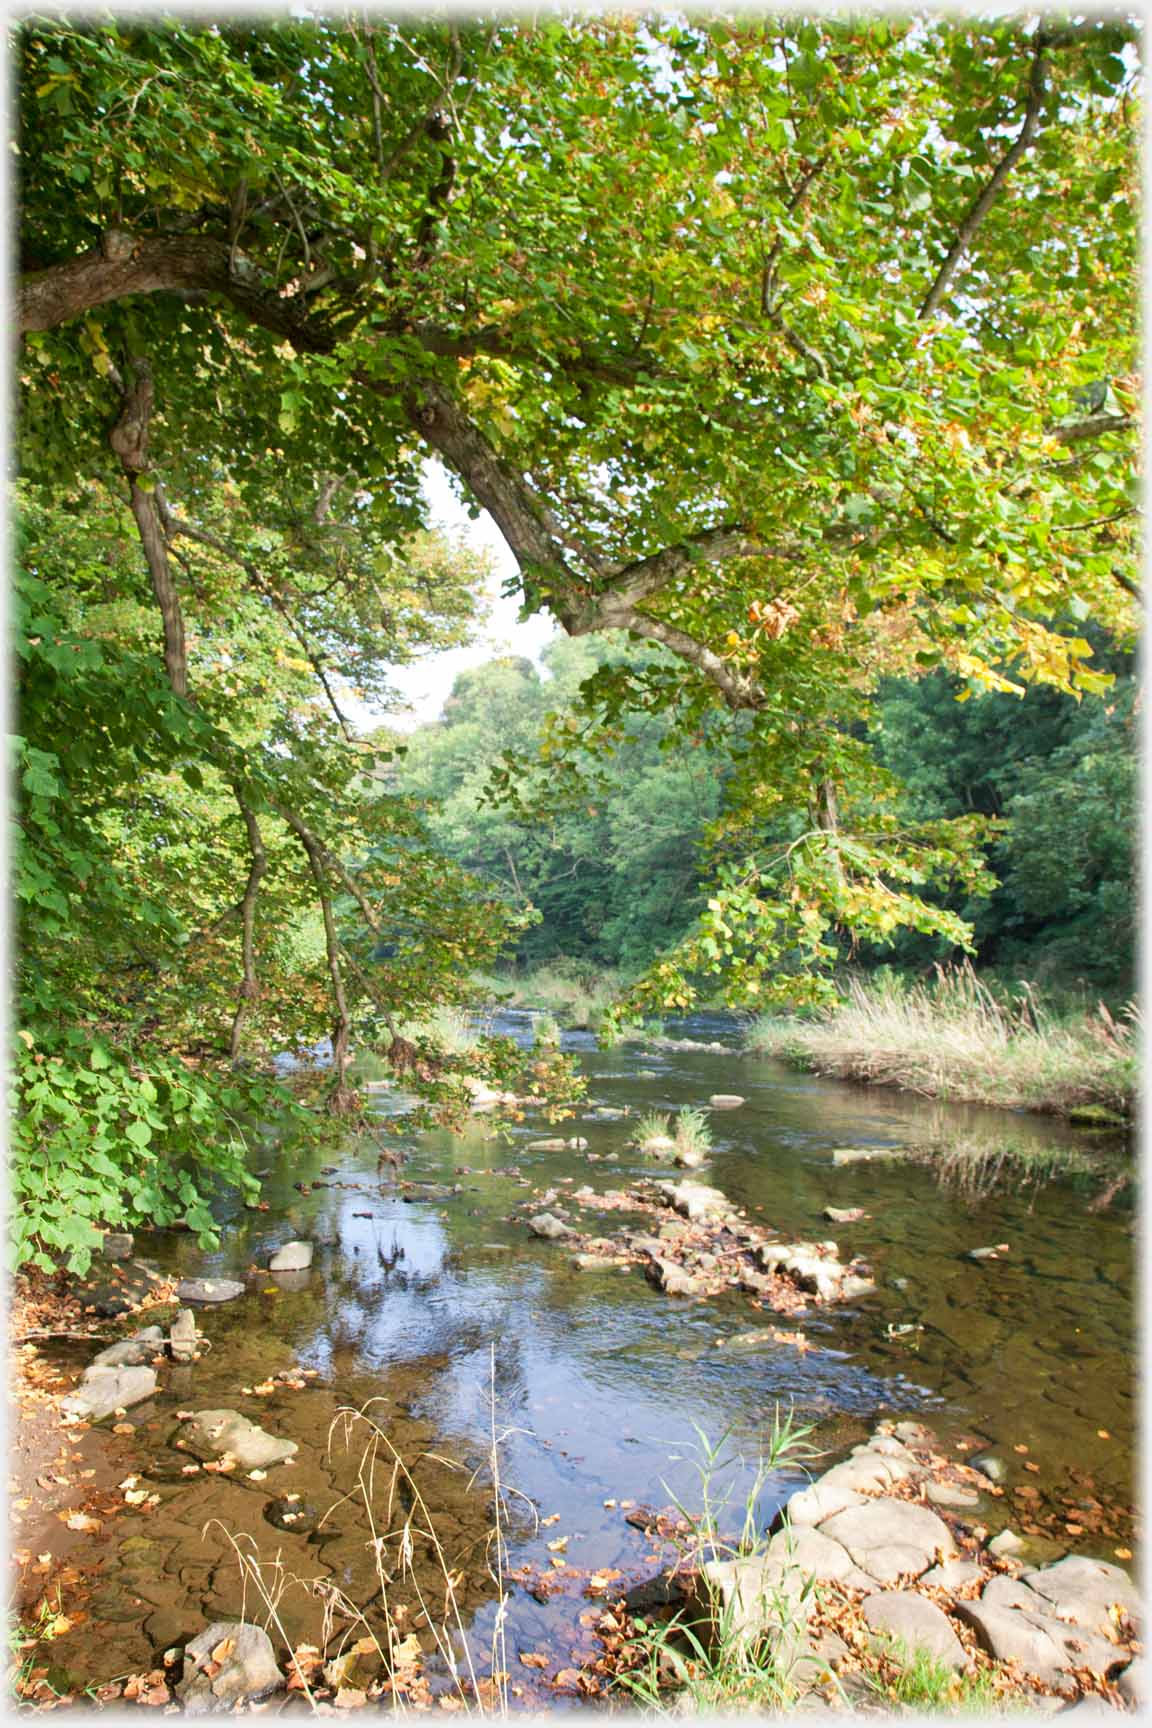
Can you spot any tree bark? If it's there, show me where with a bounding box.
[109,358,187,697]
[227,796,268,1065]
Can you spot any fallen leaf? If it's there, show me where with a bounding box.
[519,1652,550,1669]
[1114,1547,1132,1560]
[1024,1461,1041,1473]
[1013,1445,1029,1456]
[546,1537,568,1553]
[62,1511,101,1533]
[392,1635,422,1664]
[1098,1430,1112,1440]
[540,1513,561,1526]
[112,1423,135,1436]
[334,1688,367,1709]
[210,1637,236,1664]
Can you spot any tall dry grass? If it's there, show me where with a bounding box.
[746,963,1137,1120]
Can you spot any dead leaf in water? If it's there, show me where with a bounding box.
[61,1511,101,1533]
[519,1653,549,1669]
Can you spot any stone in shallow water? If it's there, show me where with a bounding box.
[169,1308,199,1363]
[645,1258,702,1297]
[268,1240,313,1273]
[101,1230,135,1261]
[61,1364,157,1421]
[265,1496,320,1534]
[709,1094,745,1108]
[527,1212,573,1240]
[653,1179,733,1223]
[177,1621,283,1712]
[862,1591,966,1670]
[823,1207,866,1224]
[926,1479,982,1510]
[179,1409,298,1470]
[176,1277,246,1304]
[90,1325,165,1369]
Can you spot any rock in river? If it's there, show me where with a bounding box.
[527,1213,574,1241]
[709,1094,745,1109]
[824,1206,866,1224]
[90,1325,165,1369]
[62,1364,157,1422]
[179,1409,298,1470]
[268,1240,313,1273]
[101,1230,135,1261]
[176,1277,246,1304]
[169,1308,200,1363]
[177,1621,283,1712]
[652,1179,733,1223]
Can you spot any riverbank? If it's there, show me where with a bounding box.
[605,1417,1144,1714]
[746,971,1137,1123]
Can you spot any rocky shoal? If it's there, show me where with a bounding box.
[519,1177,877,1312]
[620,1419,1144,1712]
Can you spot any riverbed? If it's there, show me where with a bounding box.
[18,1012,1137,1705]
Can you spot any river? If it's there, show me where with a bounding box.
[24,1011,1136,1705]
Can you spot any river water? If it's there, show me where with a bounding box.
[27,1012,1136,1704]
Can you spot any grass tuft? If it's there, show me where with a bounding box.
[674,1107,713,1163]
[746,963,1137,1120]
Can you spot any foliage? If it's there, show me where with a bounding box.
[12,482,511,1271]
[19,12,1139,1022]
[14,17,1140,1254]
[394,637,724,973]
[746,965,1137,1120]
[870,657,1137,992]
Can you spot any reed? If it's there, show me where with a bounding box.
[746,963,1137,1120]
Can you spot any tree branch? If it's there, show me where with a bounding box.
[919,35,1048,319]
[108,358,188,697]
[294,827,357,1112]
[227,794,267,1065]
[1051,412,1134,447]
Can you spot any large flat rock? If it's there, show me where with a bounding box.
[862,1591,966,1670]
[61,1364,157,1422]
[1022,1554,1142,1631]
[818,1499,955,1584]
[176,1277,246,1304]
[955,1598,1124,1687]
[179,1408,298,1470]
[766,1525,876,1591]
[652,1179,733,1222]
[784,1448,919,1526]
[268,1240,313,1273]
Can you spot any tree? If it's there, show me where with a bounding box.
[17,16,1139,1027]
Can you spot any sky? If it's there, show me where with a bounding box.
[342,462,558,735]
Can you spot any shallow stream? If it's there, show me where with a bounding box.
[24,1013,1137,1704]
